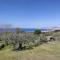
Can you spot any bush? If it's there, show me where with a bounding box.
[40,34,47,43]
[34,29,41,35]
[0,38,2,41]
[0,43,5,50]
[54,30,60,32]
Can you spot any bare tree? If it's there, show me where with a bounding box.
[2,24,12,45]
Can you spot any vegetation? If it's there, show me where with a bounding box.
[54,30,60,32]
[0,28,49,50]
[40,34,47,43]
[34,29,41,35]
[0,28,60,60]
[0,41,60,60]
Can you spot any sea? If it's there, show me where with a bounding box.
[0,28,49,32]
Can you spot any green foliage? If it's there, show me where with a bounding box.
[0,38,2,41]
[40,34,47,43]
[0,32,48,50]
[34,29,41,35]
[0,43,5,50]
[54,30,60,32]
[0,28,54,51]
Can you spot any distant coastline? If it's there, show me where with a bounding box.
[0,28,53,32]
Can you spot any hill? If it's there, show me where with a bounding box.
[0,41,60,60]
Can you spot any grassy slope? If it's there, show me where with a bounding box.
[0,41,60,60]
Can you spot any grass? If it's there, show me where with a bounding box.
[0,41,60,60]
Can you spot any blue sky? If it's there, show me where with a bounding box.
[0,0,60,28]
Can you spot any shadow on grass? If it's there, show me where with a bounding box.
[12,42,48,52]
[12,46,33,51]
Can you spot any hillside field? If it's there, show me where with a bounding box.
[0,41,60,60]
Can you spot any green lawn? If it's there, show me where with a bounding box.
[0,41,60,60]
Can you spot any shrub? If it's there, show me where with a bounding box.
[40,34,47,43]
[0,38,2,41]
[34,29,41,35]
[54,30,60,32]
[0,43,5,50]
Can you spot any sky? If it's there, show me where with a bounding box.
[0,0,60,28]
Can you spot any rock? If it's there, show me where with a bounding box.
[46,36,55,42]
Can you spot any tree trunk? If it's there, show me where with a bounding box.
[18,43,22,50]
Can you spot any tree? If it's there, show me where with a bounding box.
[9,28,42,50]
[34,29,41,35]
[11,27,23,50]
[2,24,12,45]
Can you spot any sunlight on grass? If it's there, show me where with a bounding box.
[0,41,60,60]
